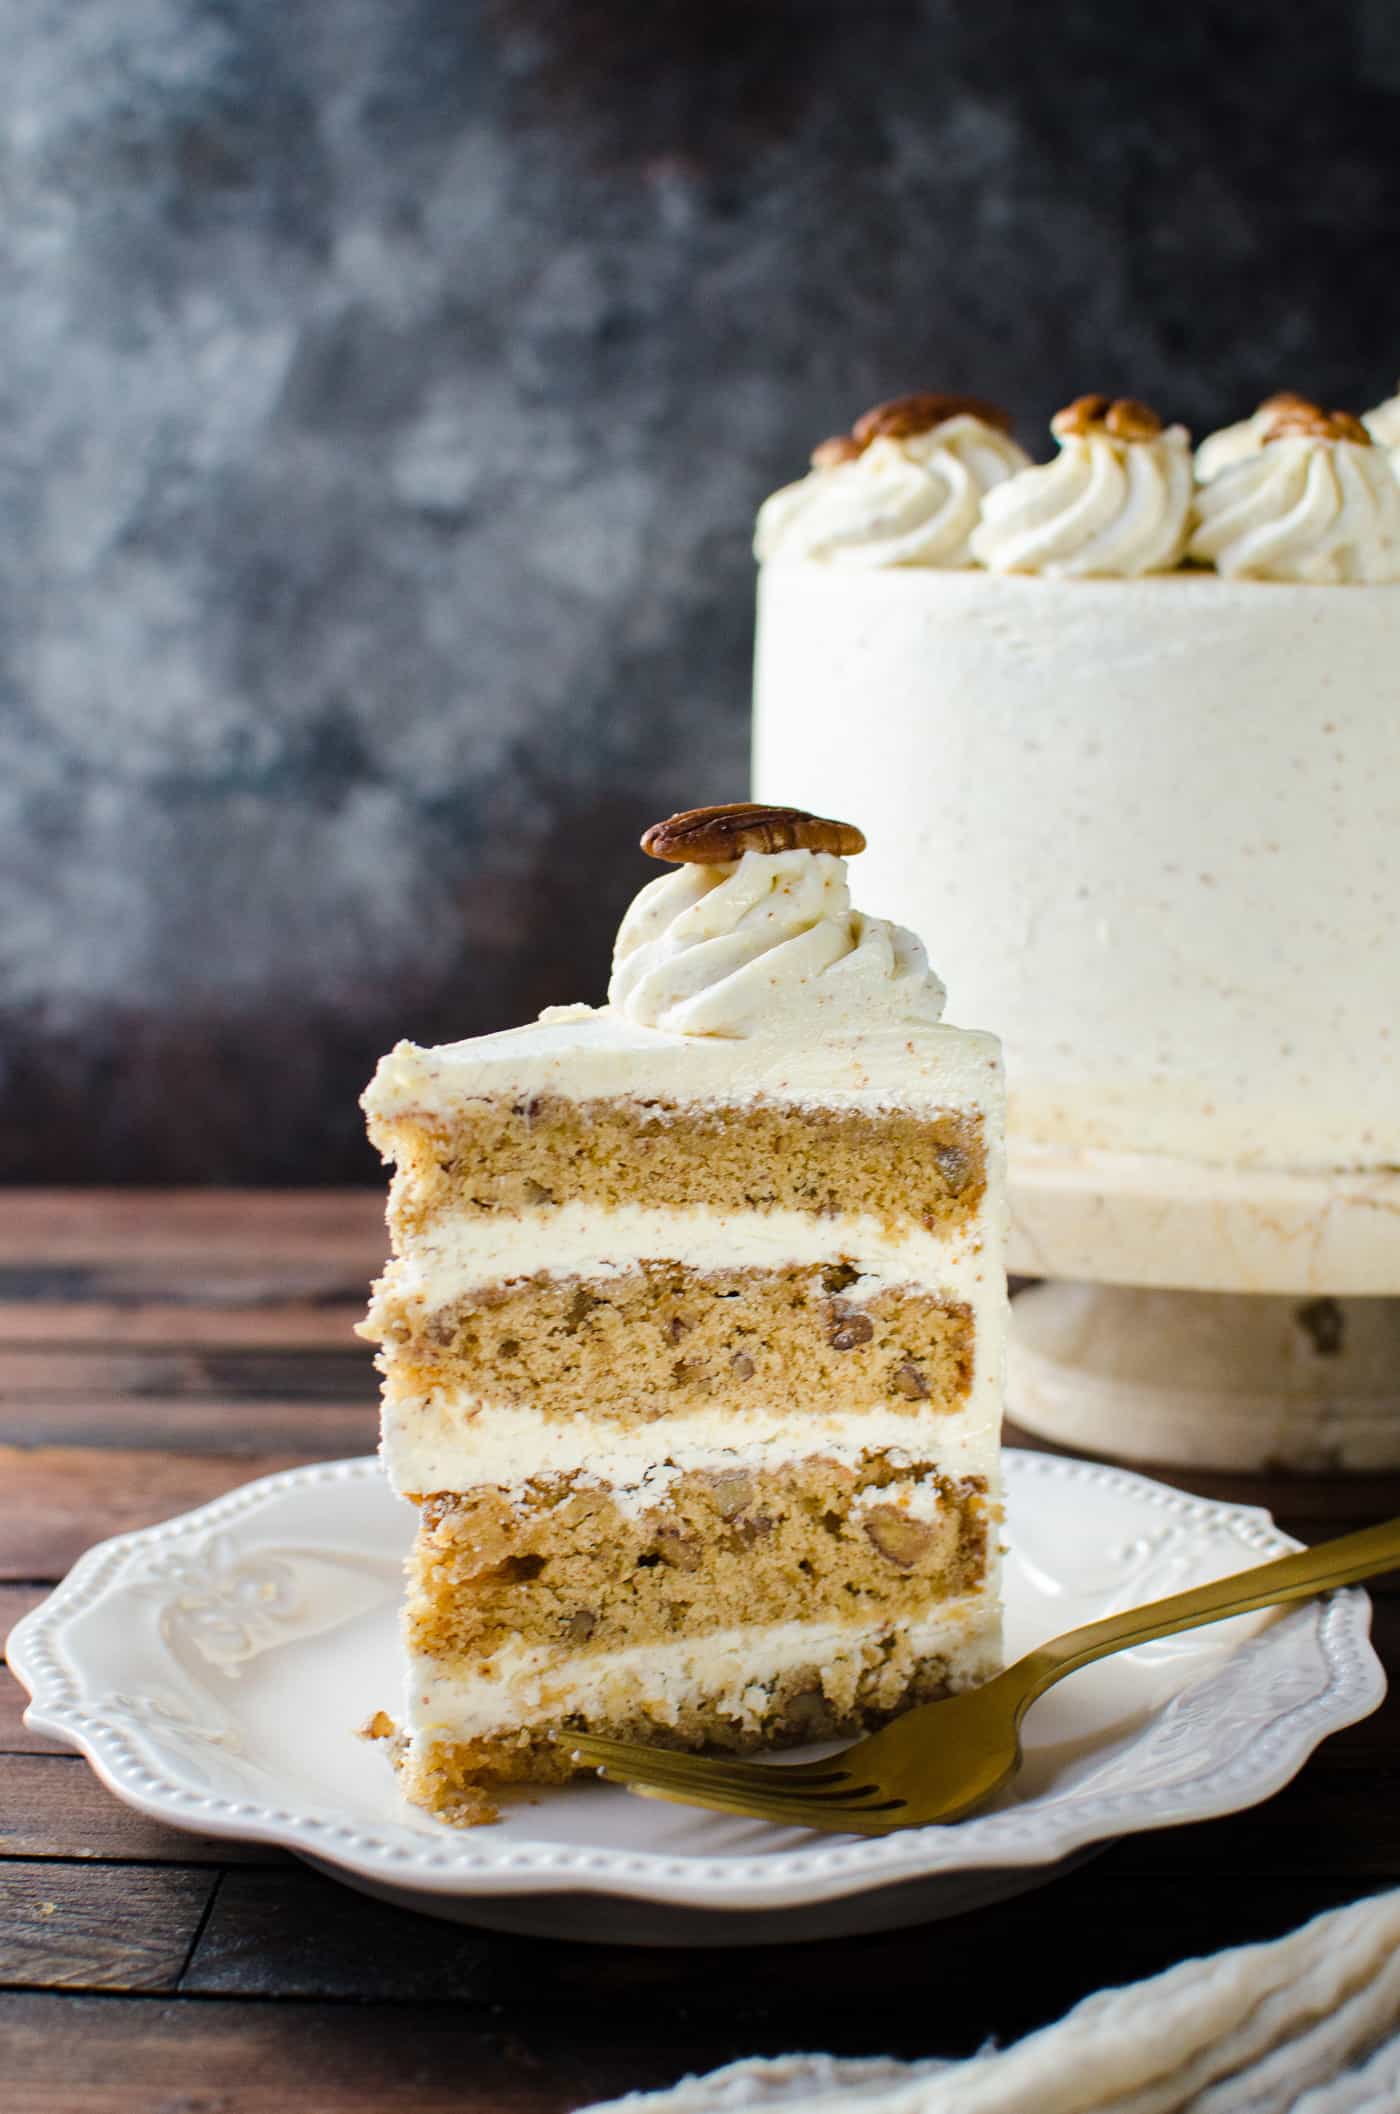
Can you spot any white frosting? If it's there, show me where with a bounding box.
[1363,384,1400,453]
[371,1202,1005,1499]
[607,850,946,1038]
[1189,435,1400,583]
[364,1009,1003,1133]
[405,1598,1001,1744]
[375,1202,990,1312]
[754,418,1030,570]
[383,1401,998,1506]
[1195,405,1284,483]
[754,565,1400,1171]
[970,423,1193,577]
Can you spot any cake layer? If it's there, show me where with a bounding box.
[399,1598,1001,1810]
[378,1091,985,1241]
[754,564,1400,1171]
[407,1453,992,1665]
[379,1259,971,1423]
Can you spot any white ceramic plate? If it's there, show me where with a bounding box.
[8,1451,1384,1945]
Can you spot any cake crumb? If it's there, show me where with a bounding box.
[360,1709,397,1742]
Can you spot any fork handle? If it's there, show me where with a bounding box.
[1020,1513,1400,1703]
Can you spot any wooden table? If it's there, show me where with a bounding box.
[2,1192,1396,2112]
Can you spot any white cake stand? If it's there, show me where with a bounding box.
[1007,1146,1400,1471]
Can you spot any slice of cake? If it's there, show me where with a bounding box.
[361,803,1007,1823]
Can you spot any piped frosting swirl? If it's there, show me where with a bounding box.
[970,396,1193,577]
[1195,392,1314,483]
[608,850,946,1038]
[1189,409,1400,582]
[754,397,1029,570]
[1363,382,1400,457]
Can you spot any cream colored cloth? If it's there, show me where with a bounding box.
[580,1890,1400,2114]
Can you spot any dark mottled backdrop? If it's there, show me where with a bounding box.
[4,0,1400,1180]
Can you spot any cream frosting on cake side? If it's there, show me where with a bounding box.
[753,565,1400,1172]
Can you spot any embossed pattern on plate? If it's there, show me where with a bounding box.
[6,1451,1384,1932]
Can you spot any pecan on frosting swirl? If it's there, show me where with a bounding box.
[970,395,1193,578]
[1189,402,1400,582]
[754,393,1029,570]
[608,849,946,1038]
[1194,391,1314,483]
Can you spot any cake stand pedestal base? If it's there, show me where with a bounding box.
[1006,1146,1400,1472]
[1009,1283,1400,1472]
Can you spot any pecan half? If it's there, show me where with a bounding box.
[863,1507,935,1570]
[641,803,866,863]
[1257,389,1314,418]
[1261,399,1371,445]
[1052,394,1163,442]
[851,391,1015,446]
[890,1362,930,1401]
[704,1468,755,1519]
[810,433,864,469]
[828,1307,875,1352]
[653,1525,703,1572]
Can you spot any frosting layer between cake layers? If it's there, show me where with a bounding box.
[754,565,1400,1172]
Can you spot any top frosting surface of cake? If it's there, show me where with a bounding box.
[363,1010,1002,1126]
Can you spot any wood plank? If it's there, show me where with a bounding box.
[0,1993,696,2113]
[0,1670,70,1754]
[0,1191,384,1265]
[0,1345,374,1400]
[0,1396,377,1457]
[181,1859,1379,2009]
[0,1753,289,1863]
[1112,1761,1400,1877]
[1,1589,70,1750]
[1,1587,69,1754]
[0,1447,321,1579]
[0,1299,369,1348]
[0,1252,379,1308]
[0,1863,215,1992]
[1,1582,48,1647]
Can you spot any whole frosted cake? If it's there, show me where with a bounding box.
[753,390,1400,1173]
[362,804,1006,1822]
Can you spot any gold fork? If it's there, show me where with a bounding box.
[568,1514,1400,1836]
